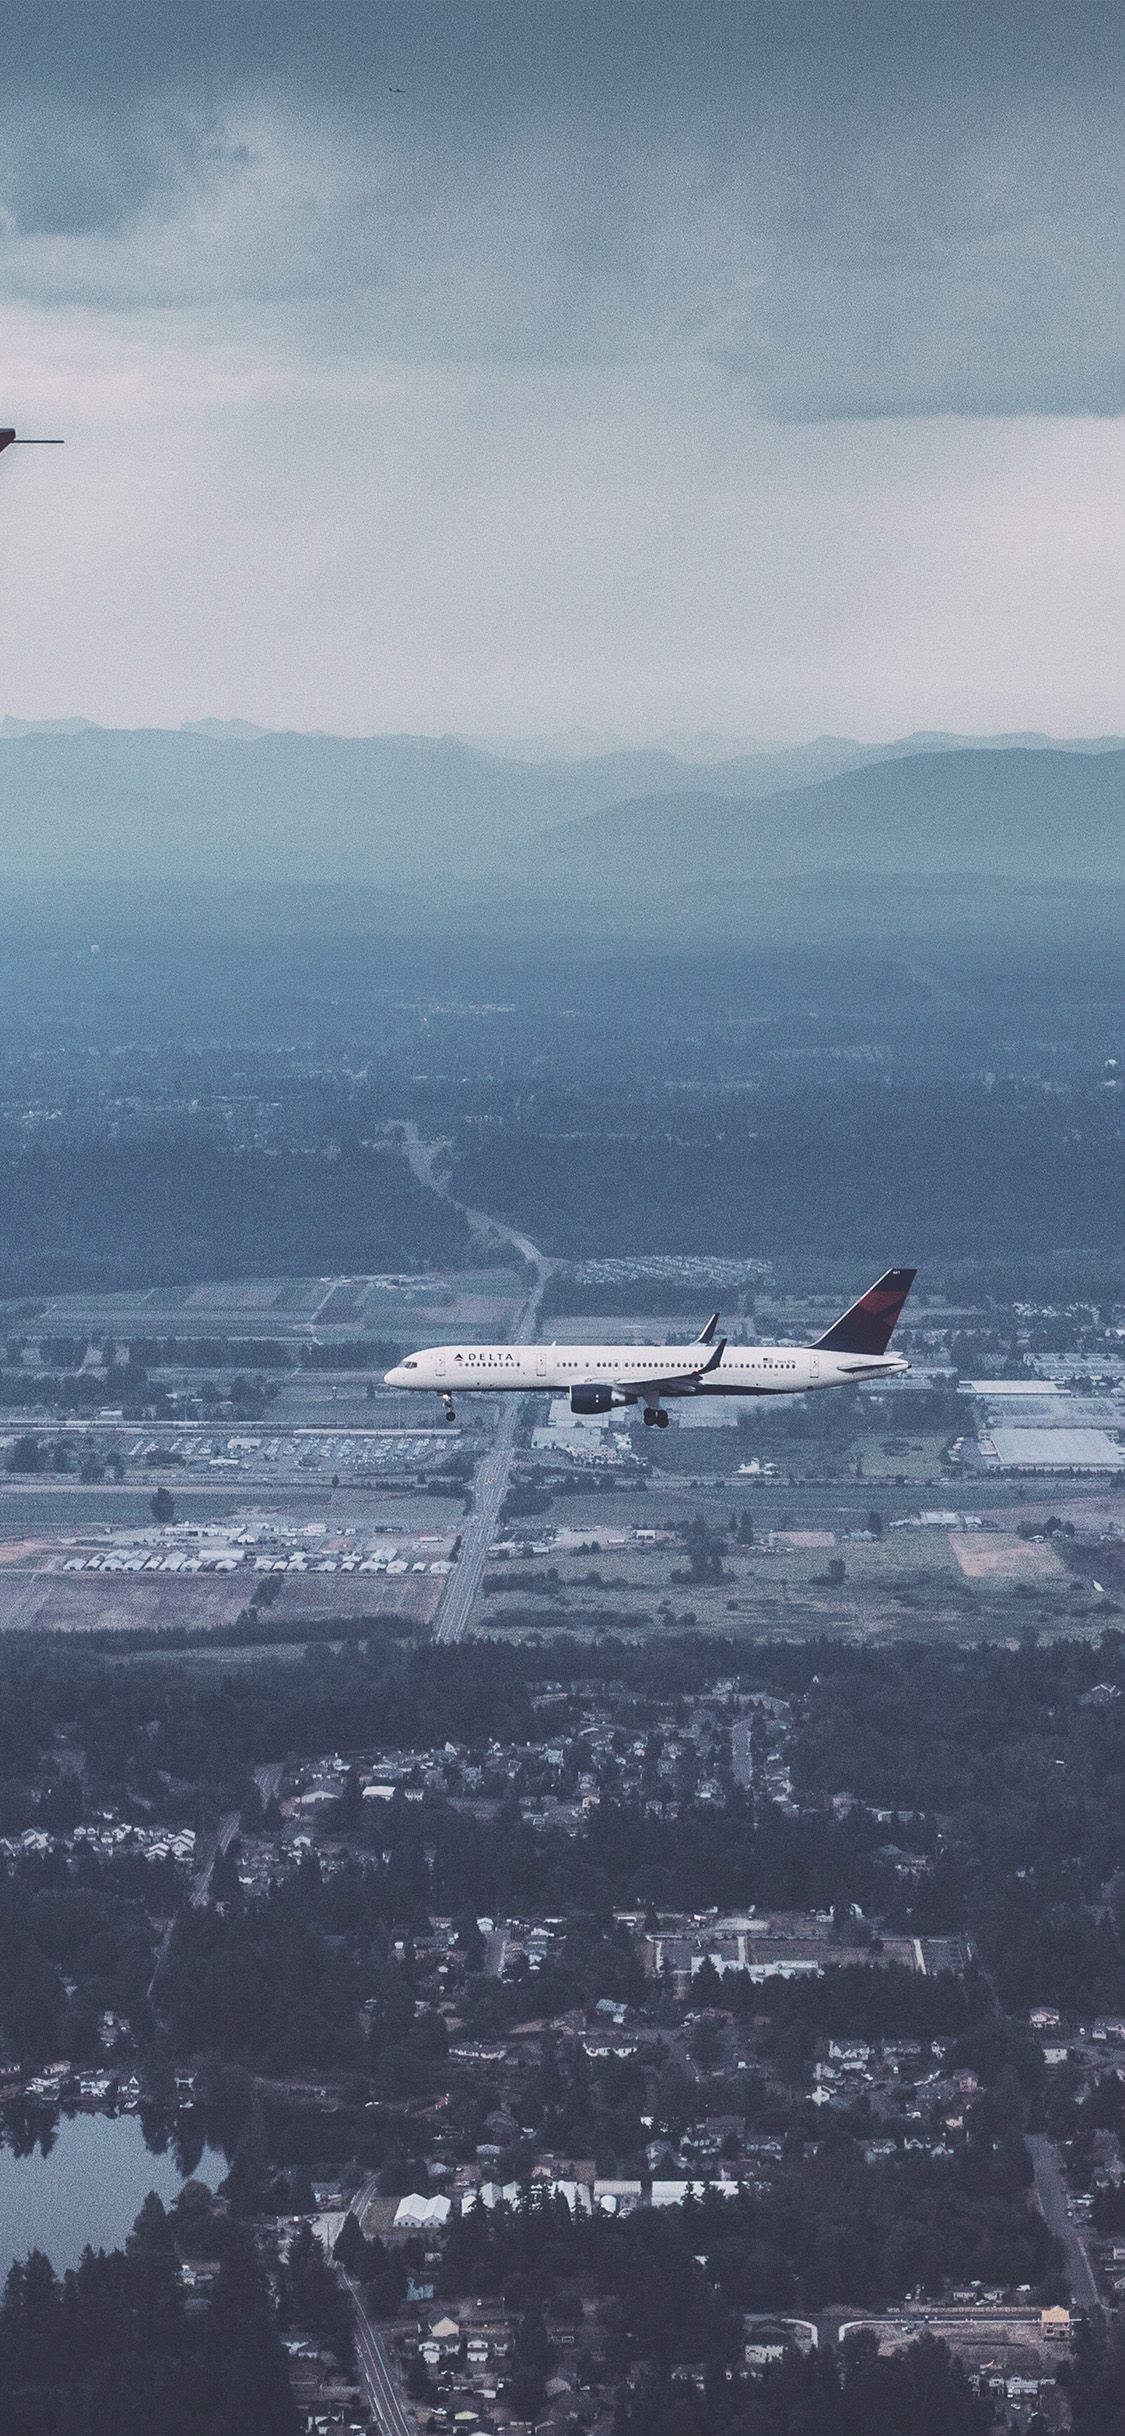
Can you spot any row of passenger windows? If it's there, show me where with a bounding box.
[453,1353,800,1371]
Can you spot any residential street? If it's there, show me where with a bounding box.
[1028,2134,1101,2312]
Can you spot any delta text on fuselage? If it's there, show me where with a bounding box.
[385,1266,915,1426]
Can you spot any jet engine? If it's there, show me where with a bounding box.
[570,1382,616,1415]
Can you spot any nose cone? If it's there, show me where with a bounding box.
[384,1365,405,1387]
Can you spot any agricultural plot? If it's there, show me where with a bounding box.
[12,1268,523,1353]
[950,1532,1067,1581]
[184,1280,292,1312]
[274,1570,445,1628]
[859,1430,958,1481]
[0,1571,250,1633]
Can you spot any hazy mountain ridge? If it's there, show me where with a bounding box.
[0,724,1122,904]
[0,726,783,885]
[511,747,1125,898]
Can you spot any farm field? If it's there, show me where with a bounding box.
[2,1265,525,1349]
[0,1571,252,1633]
[274,1569,445,1627]
[0,1554,446,1635]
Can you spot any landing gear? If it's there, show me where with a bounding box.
[441,1394,457,1424]
[656,1408,670,1427]
[643,1406,670,1428]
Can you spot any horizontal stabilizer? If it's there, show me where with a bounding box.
[814,1267,916,1356]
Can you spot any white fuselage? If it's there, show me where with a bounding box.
[385,1341,908,1400]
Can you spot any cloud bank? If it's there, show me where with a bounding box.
[4,2,1125,737]
[4,2,1125,420]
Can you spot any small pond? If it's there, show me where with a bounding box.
[0,2111,226,2276]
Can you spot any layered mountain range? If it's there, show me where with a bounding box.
[2,721,1123,935]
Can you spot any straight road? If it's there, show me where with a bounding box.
[396,1123,551,1645]
[1028,2134,1101,2311]
[149,1803,241,2009]
[484,1921,508,1976]
[190,1808,240,1907]
[731,1719,754,1790]
[434,1394,527,1644]
[351,2171,381,2233]
[345,2274,414,2436]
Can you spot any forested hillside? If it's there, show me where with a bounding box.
[0,1134,469,1294]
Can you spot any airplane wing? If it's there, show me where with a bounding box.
[614,1339,726,1396]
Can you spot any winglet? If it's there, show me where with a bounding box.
[698,1336,726,1375]
[696,1312,720,1344]
[814,1268,917,1356]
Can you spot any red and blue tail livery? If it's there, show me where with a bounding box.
[813,1267,917,1357]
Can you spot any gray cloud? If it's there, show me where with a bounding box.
[4,3,1125,418]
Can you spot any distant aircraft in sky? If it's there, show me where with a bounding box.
[0,431,63,455]
[386,1267,916,1424]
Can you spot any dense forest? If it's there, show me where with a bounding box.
[0,1132,469,1295]
[613,2332,992,2436]
[0,2194,296,2436]
[0,921,1119,1286]
[450,1070,1125,1260]
[432,2156,1054,2321]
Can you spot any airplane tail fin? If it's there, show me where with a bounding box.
[814,1267,917,1356]
[696,1313,719,1344]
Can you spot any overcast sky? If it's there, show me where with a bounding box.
[4,0,1125,742]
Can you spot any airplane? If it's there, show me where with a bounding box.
[0,431,63,454]
[385,1266,916,1425]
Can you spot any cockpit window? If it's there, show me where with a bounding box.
[404,1358,418,1370]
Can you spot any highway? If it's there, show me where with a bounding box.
[1028,2134,1101,2311]
[434,1393,526,1643]
[397,1122,551,1645]
[345,2274,414,2436]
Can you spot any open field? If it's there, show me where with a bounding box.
[635,1422,954,1483]
[951,1531,1067,1580]
[0,1561,444,1636]
[470,1530,1112,1644]
[0,1488,246,1530]
[0,1571,252,1633]
[853,1429,954,1480]
[274,1571,445,1627]
[0,1481,465,1535]
[106,1637,312,1669]
[0,1495,456,1633]
[5,1266,525,1349]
